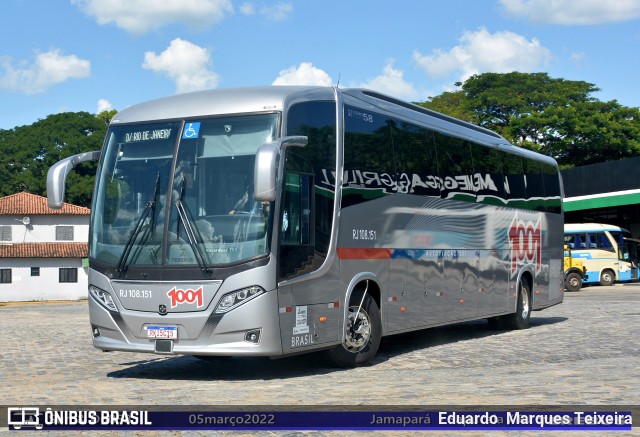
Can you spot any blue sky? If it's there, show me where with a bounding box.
[1,0,639,130]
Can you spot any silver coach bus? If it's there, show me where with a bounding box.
[47,86,564,367]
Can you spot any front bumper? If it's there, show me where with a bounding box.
[89,290,283,356]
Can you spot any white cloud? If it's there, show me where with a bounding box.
[272,62,333,86]
[353,60,418,101]
[97,98,113,113]
[240,2,293,21]
[413,28,552,82]
[143,38,220,93]
[239,2,255,15]
[499,0,640,25]
[72,0,234,34]
[260,2,293,21]
[0,49,90,95]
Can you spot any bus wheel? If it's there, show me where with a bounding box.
[599,270,615,286]
[565,272,583,292]
[504,279,531,330]
[328,289,381,368]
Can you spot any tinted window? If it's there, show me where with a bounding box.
[502,153,527,210]
[542,162,562,214]
[282,101,337,280]
[343,106,395,207]
[470,143,505,206]
[391,120,440,197]
[524,159,545,212]
[434,133,475,202]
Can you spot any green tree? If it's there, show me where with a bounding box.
[97,109,118,126]
[416,90,476,123]
[0,111,111,207]
[418,72,640,168]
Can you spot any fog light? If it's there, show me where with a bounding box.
[91,325,101,337]
[244,329,261,344]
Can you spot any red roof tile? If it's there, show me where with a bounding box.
[0,192,90,216]
[0,242,88,258]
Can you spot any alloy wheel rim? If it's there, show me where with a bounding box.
[520,285,530,319]
[344,306,371,352]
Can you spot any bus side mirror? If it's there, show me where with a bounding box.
[47,151,100,209]
[254,136,307,202]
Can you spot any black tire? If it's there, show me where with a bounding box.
[503,279,531,330]
[599,269,615,286]
[328,289,381,368]
[565,272,583,292]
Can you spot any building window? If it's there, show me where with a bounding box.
[31,267,40,276]
[59,268,78,283]
[0,269,11,283]
[56,226,74,241]
[0,226,11,241]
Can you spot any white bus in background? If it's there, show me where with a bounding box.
[564,223,639,286]
[47,86,564,367]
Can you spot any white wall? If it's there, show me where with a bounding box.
[0,213,90,302]
[0,214,89,243]
[0,258,88,301]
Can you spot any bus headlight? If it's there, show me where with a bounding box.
[214,286,264,314]
[89,285,118,312]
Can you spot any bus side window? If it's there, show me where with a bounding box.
[577,234,586,248]
[564,234,574,248]
[502,153,527,210]
[598,233,614,252]
[470,142,506,205]
[286,100,336,271]
[541,162,562,214]
[390,120,440,197]
[278,166,315,281]
[435,133,474,202]
[281,172,312,245]
[524,159,545,212]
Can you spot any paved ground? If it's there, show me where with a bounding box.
[1,285,639,436]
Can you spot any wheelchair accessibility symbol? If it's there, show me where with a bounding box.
[182,122,201,139]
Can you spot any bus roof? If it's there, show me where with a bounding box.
[110,86,557,167]
[111,86,336,124]
[564,223,630,233]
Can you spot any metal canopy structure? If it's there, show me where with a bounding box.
[562,156,640,235]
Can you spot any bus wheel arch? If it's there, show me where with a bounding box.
[348,278,382,312]
[328,278,382,367]
[504,272,532,330]
[599,269,615,286]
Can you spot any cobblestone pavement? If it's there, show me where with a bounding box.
[1,285,639,436]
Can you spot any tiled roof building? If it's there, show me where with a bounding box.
[0,242,88,258]
[0,192,90,302]
[0,191,90,215]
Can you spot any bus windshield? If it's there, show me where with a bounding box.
[90,114,279,269]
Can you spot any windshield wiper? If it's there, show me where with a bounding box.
[174,177,211,274]
[116,172,161,273]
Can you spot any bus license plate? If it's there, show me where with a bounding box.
[146,325,177,339]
